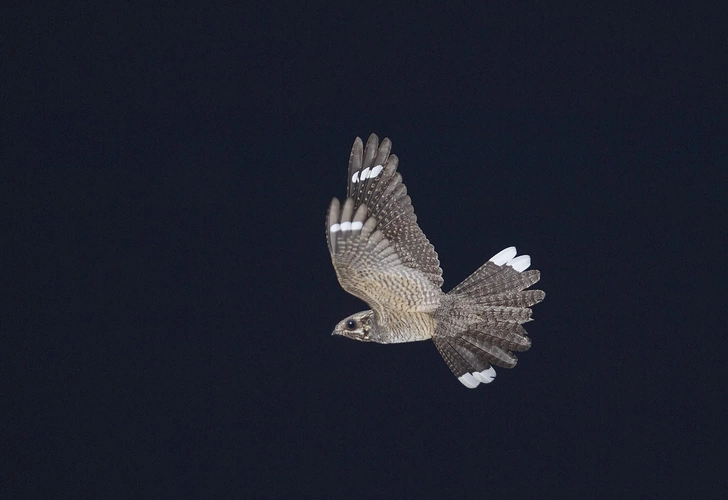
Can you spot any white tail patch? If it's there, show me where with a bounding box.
[458,373,479,388]
[350,221,363,230]
[489,247,517,266]
[459,366,497,388]
[351,164,384,183]
[473,367,496,383]
[330,223,341,233]
[340,222,351,231]
[507,255,531,272]
[489,247,531,273]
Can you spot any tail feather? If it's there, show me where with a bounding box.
[459,335,517,368]
[470,289,545,308]
[433,247,544,389]
[476,305,533,324]
[467,324,532,351]
[433,336,497,388]
[450,267,541,298]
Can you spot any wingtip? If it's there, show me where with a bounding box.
[350,138,363,158]
[328,197,341,213]
[365,134,379,150]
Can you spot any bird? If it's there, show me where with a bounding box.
[326,134,544,388]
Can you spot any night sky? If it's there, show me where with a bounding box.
[6,3,726,498]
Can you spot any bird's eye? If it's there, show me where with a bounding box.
[346,319,357,329]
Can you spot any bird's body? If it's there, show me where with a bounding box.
[327,134,544,388]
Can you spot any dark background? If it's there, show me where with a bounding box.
[5,3,726,498]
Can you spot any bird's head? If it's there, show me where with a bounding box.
[332,310,375,342]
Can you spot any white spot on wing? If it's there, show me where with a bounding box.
[490,247,517,266]
[458,373,479,389]
[351,171,359,183]
[360,166,371,180]
[330,223,341,233]
[507,255,531,272]
[340,222,352,231]
[370,164,384,178]
[350,221,363,230]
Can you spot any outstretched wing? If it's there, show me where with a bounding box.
[341,134,443,288]
[326,197,441,314]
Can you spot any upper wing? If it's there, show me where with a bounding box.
[339,134,443,288]
[326,197,442,314]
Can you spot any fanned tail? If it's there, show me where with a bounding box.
[433,247,545,388]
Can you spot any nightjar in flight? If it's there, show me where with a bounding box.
[326,134,544,388]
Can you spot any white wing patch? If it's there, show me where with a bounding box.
[369,164,384,178]
[458,366,497,388]
[351,164,384,183]
[329,222,363,233]
[489,246,531,272]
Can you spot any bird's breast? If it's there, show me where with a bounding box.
[374,311,436,343]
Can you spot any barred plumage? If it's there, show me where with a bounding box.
[327,134,544,388]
